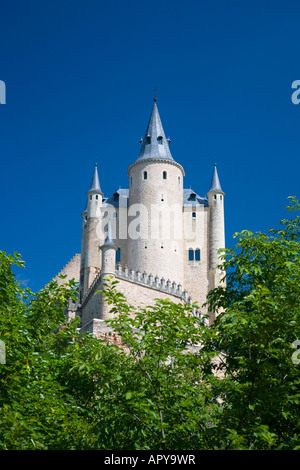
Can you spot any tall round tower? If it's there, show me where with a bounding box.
[207,163,225,291]
[82,164,105,295]
[127,99,185,284]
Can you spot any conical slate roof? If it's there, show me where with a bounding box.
[137,99,173,162]
[88,164,103,194]
[101,222,117,248]
[208,163,223,193]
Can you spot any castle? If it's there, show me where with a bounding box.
[55,99,225,336]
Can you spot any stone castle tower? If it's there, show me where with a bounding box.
[55,99,225,334]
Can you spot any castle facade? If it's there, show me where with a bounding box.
[55,99,225,336]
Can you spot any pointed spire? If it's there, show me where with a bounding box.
[102,221,117,248]
[88,163,103,195]
[208,163,224,193]
[137,99,174,162]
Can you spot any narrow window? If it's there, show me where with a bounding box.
[220,195,223,200]
[161,194,164,202]
[192,211,196,218]
[89,195,92,200]
[214,194,217,200]
[163,171,167,180]
[178,176,180,184]
[130,176,133,186]
[188,249,194,261]
[195,249,200,261]
[157,136,163,145]
[146,135,151,144]
[116,248,121,263]
[96,195,98,200]
[143,171,147,180]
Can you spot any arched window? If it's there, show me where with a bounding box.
[195,249,200,261]
[143,171,147,180]
[163,171,167,180]
[157,136,163,145]
[146,135,151,144]
[188,249,194,261]
[192,211,196,218]
[116,248,121,263]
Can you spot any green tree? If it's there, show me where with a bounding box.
[0,197,299,450]
[206,196,300,449]
[0,251,98,449]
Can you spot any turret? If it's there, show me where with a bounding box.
[82,164,105,295]
[100,223,118,278]
[100,223,118,319]
[127,99,185,284]
[207,163,225,292]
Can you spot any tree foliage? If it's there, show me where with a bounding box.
[0,198,299,449]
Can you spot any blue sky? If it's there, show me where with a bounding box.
[1,0,300,291]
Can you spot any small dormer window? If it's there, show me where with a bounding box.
[157,136,163,145]
[190,193,196,201]
[146,135,151,144]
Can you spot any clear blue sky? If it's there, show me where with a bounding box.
[1,0,299,291]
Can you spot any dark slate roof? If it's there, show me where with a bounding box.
[103,189,129,208]
[208,163,223,193]
[135,100,174,162]
[103,188,207,208]
[102,222,117,248]
[88,164,103,194]
[183,188,208,207]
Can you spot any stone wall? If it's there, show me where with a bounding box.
[53,253,81,286]
[79,264,203,332]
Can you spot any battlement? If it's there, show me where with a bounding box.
[79,263,203,319]
[53,253,81,286]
